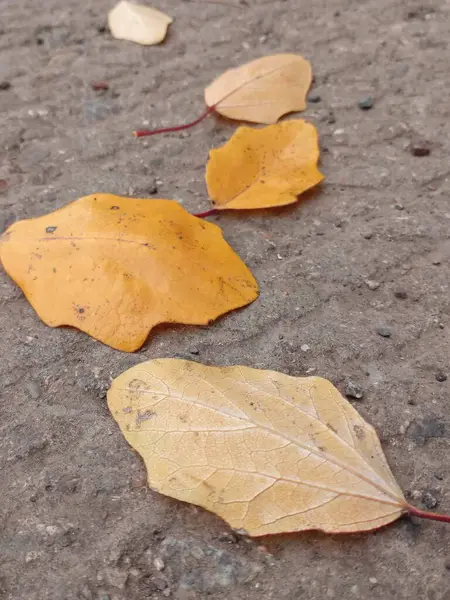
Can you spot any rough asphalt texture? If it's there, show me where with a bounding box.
[1,0,450,598]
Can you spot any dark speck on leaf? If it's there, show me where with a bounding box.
[46,226,57,233]
[110,206,120,210]
[353,424,365,440]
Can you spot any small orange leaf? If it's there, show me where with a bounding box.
[0,195,258,352]
[108,359,408,536]
[204,54,312,124]
[206,120,324,210]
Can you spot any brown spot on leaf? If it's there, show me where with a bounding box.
[354,425,365,440]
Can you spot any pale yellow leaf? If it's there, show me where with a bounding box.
[107,359,408,536]
[204,54,312,124]
[108,1,173,46]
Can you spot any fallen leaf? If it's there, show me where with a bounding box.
[205,120,323,210]
[134,54,312,137]
[108,1,173,46]
[204,54,312,124]
[107,359,408,536]
[0,195,258,352]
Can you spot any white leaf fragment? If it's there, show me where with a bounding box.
[108,1,173,46]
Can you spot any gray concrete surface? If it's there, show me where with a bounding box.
[1,0,450,598]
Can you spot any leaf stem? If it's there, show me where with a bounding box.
[134,106,216,138]
[193,208,218,218]
[406,503,450,524]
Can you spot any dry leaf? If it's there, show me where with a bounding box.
[108,0,173,46]
[134,54,312,137]
[206,120,323,210]
[204,54,312,124]
[0,195,258,352]
[107,359,409,536]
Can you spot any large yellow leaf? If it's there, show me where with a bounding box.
[107,359,408,536]
[204,54,312,124]
[206,120,324,210]
[108,1,173,46]
[0,196,258,352]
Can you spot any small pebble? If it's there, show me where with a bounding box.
[432,259,441,266]
[436,372,447,382]
[153,576,168,591]
[358,96,374,110]
[25,551,40,563]
[308,93,321,103]
[422,491,438,509]
[149,181,158,195]
[189,348,200,355]
[394,203,404,210]
[0,81,11,90]
[399,420,410,435]
[152,528,165,541]
[79,585,93,600]
[394,289,408,299]
[410,143,431,157]
[300,344,310,352]
[218,532,238,543]
[345,381,364,400]
[91,81,109,91]
[26,380,41,400]
[362,230,373,239]
[365,279,380,291]
[153,557,165,571]
[376,326,391,338]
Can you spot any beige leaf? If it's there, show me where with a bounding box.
[107,359,408,536]
[108,1,173,46]
[204,54,312,124]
